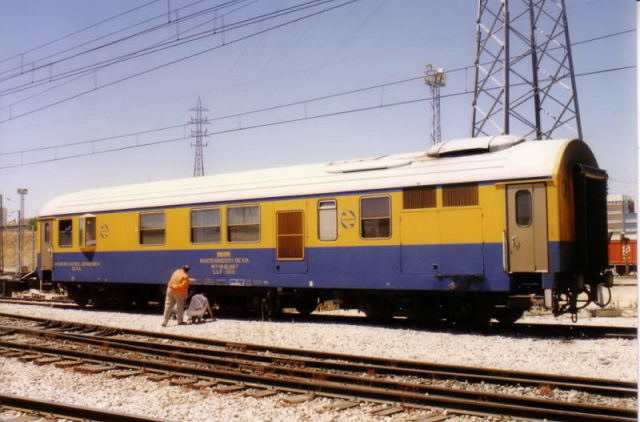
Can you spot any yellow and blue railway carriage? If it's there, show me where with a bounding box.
[36,136,609,322]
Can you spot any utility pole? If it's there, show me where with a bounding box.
[17,188,28,274]
[471,0,582,140]
[424,64,446,145]
[0,194,3,273]
[189,97,210,177]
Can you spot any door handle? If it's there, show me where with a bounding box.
[511,236,519,249]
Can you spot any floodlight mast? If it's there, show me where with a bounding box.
[471,0,582,140]
[424,64,447,145]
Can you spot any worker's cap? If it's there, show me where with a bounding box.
[182,264,190,272]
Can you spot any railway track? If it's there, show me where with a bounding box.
[0,295,74,306]
[0,298,636,339]
[0,392,168,422]
[0,313,636,421]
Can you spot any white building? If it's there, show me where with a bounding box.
[607,194,637,238]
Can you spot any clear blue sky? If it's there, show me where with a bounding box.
[0,0,636,218]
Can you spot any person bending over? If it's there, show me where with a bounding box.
[161,265,194,327]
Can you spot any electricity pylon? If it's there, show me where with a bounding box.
[190,97,210,177]
[471,0,582,140]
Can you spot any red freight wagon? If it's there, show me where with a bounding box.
[608,237,637,276]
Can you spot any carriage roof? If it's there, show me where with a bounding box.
[38,137,588,217]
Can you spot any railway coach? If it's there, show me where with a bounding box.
[36,136,610,323]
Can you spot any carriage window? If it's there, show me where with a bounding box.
[79,216,96,247]
[515,190,532,227]
[403,186,436,209]
[228,205,260,242]
[191,208,220,243]
[140,212,165,245]
[360,196,391,238]
[58,219,73,247]
[443,183,478,207]
[318,200,337,241]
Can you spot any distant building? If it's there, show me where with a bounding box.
[607,194,637,238]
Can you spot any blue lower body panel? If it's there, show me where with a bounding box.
[49,242,567,292]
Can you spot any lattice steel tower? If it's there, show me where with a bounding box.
[424,64,447,145]
[190,97,210,177]
[471,0,582,140]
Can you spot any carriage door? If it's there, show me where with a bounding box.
[39,219,54,271]
[274,209,308,274]
[506,183,548,272]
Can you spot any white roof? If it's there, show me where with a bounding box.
[39,137,580,217]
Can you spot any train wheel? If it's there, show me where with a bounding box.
[73,296,89,308]
[295,297,318,316]
[66,285,89,308]
[494,308,524,325]
[615,265,629,276]
[362,298,393,321]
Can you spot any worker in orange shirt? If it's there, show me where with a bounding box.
[161,265,195,327]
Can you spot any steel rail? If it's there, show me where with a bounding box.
[0,392,170,422]
[0,334,635,421]
[4,323,634,398]
[0,302,635,339]
[1,312,635,393]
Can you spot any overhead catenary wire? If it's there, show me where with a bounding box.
[0,0,336,98]
[1,24,632,158]
[0,0,241,81]
[0,0,163,66]
[1,24,632,125]
[0,0,359,124]
[0,63,634,170]
[2,0,262,110]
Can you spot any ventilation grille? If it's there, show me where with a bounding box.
[443,184,478,207]
[403,186,436,209]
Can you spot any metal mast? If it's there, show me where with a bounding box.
[424,64,447,145]
[189,97,210,177]
[471,0,582,140]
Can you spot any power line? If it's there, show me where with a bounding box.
[0,0,326,97]
[1,58,633,156]
[0,0,358,123]
[2,0,260,110]
[0,63,633,170]
[1,72,419,157]
[0,0,235,80]
[2,23,632,125]
[0,0,162,65]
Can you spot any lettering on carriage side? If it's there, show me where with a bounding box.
[340,210,356,229]
[54,261,102,272]
[199,251,251,276]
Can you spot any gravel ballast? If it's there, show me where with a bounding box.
[0,303,636,421]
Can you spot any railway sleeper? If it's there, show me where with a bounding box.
[371,405,405,417]
[110,369,144,379]
[73,364,115,374]
[244,389,277,399]
[281,393,315,405]
[215,384,245,393]
[319,400,360,412]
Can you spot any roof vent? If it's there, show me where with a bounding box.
[326,156,412,174]
[427,135,524,158]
